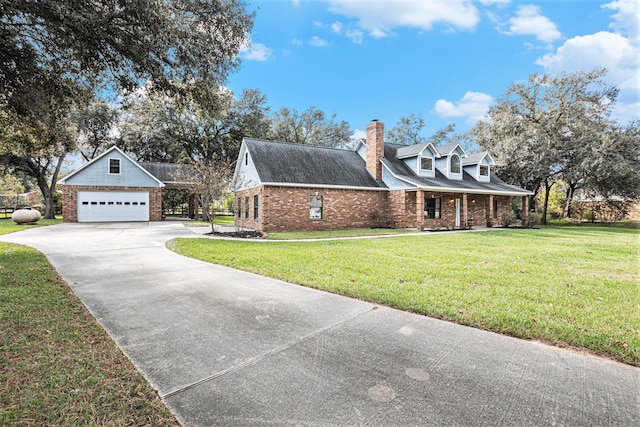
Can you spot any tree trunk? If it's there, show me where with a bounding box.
[36,153,65,219]
[541,179,553,225]
[36,176,56,219]
[563,184,575,219]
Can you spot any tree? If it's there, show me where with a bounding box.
[74,99,120,161]
[269,106,352,148]
[1,0,253,111]
[474,68,621,224]
[121,87,270,164]
[172,161,234,229]
[0,173,25,208]
[0,94,79,219]
[386,114,427,145]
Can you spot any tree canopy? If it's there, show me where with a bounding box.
[269,106,352,148]
[121,87,270,165]
[1,0,253,110]
[473,68,638,223]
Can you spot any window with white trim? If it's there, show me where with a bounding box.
[420,157,433,171]
[109,158,121,174]
[480,165,489,176]
[310,195,323,220]
[450,154,460,174]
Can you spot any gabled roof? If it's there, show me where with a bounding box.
[462,152,495,166]
[243,138,382,189]
[396,142,439,159]
[436,142,468,158]
[60,146,165,187]
[382,144,532,196]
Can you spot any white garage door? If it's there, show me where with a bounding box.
[78,191,150,222]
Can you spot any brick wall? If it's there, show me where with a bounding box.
[62,185,163,222]
[234,185,389,232]
[234,186,517,231]
[389,192,512,229]
[366,121,385,180]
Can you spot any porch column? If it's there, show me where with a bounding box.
[522,195,529,224]
[462,193,468,228]
[416,190,425,230]
[488,194,494,227]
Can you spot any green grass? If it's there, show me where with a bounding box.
[267,227,415,240]
[170,225,640,366]
[182,215,235,227]
[0,218,62,235]
[0,242,176,425]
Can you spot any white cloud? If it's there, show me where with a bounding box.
[506,5,561,44]
[433,92,494,124]
[478,0,510,5]
[603,0,640,39]
[536,31,639,121]
[291,38,303,47]
[346,29,364,44]
[242,42,273,61]
[332,21,344,34]
[327,0,480,38]
[535,1,640,124]
[351,129,366,141]
[309,36,329,47]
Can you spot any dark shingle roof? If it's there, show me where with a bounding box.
[138,162,194,185]
[245,138,381,188]
[382,144,531,195]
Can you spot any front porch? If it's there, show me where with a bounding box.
[389,189,530,230]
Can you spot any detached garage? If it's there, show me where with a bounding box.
[61,146,165,222]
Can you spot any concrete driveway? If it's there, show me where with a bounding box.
[2,222,638,426]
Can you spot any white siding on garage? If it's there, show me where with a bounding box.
[78,191,149,222]
[64,151,162,188]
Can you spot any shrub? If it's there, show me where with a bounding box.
[500,212,517,227]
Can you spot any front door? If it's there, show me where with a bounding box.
[455,198,461,228]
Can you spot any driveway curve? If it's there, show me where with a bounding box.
[2,222,638,426]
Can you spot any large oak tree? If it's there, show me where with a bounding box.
[473,68,637,224]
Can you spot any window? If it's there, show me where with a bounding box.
[310,195,323,220]
[109,158,120,174]
[245,152,248,166]
[424,198,441,219]
[493,199,498,219]
[244,196,249,219]
[480,165,489,176]
[253,195,259,219]
[450,154,461,174]
[237,198,241,218]
[420,157,433,171]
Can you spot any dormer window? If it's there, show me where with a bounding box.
[480,165,489,176]
[450,154,461,174]
[420,157,433,171]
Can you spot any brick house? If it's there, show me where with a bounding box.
[233,120,533,232]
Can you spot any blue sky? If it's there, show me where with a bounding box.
[228,0,639,140]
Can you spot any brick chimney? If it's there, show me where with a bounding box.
[366,120,384,180]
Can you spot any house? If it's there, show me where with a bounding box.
[60,146,196,222]
[233,120,533,231]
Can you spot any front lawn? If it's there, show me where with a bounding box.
[0,218,62,235]
[0,242,176,425]
[170,225,639,366]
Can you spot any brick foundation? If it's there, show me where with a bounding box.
[62,185,163,222]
